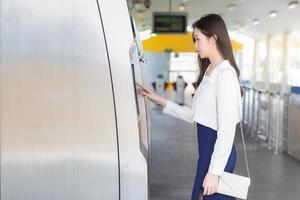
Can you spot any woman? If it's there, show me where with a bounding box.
[137,14,242,200]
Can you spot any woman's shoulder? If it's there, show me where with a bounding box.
[216,62,237,81]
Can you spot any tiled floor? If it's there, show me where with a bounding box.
[149,106,300,200]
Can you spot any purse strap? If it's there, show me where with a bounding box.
[238,94,251,179]
[239,121,251,178]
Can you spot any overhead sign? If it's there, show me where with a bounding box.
[152,12,187,34]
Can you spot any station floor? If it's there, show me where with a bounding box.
[148,91,300,200]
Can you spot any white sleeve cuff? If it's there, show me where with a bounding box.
[162,100,173,114]
[208,167,224,176]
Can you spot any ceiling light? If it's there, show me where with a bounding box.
[183,0,189,2]
[252,19,259,25]
[187,25,193,32]
[179,4,185,11]
[288,1,299,9]
[228,4,236,11]
[269,10,278,18]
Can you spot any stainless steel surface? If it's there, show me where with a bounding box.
[0,0,119,199]
[287,93,300,161]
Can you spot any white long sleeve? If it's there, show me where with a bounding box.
[162,100,194,124]
[208,68,241,176]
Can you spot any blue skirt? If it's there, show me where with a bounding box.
[191,123,237,200]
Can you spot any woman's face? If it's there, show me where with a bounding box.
[193,28,215,59]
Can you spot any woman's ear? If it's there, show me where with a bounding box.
[211,34,218,44]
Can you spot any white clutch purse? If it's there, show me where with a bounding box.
[217,105,251,199]
[217,172,251,199]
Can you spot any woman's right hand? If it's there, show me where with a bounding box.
[136,83,167,107]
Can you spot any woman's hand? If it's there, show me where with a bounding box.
[202,172,220,196]
[136,83,167,107]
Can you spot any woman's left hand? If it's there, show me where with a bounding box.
[202,172,220,196]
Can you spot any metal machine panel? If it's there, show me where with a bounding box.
[99,0,149,199]
[0,0,119,199]
[287,94,300,161]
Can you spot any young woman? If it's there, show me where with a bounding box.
[137,14,242,200]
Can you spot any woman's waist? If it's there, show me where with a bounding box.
[195,118,217,131]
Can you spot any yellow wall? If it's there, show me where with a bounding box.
[143,32,243,52]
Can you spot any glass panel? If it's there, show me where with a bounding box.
[287,30,300,86]
[256,40,267,82]
[169,52,198,83]
[270,35,283,83]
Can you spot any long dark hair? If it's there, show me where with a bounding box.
[192,14,240,87]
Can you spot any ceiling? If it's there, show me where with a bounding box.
[128,0,300,39]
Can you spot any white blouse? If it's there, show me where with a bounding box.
[162,60,242,176]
